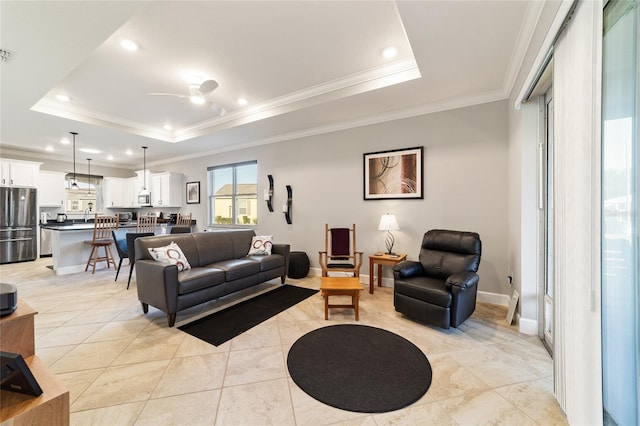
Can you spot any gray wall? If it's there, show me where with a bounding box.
[166,100,510,296]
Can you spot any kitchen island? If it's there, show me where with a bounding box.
[41,221,177,275]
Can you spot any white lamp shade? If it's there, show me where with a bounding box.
[378,214,399,231]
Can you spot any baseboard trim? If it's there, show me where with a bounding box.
[477,291,511,307]
[517,316,538,335]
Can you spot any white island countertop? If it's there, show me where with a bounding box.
[44,222,177,275]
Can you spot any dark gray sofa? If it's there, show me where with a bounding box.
[134,229,290,326]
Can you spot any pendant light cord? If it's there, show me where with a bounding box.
[70,132,78,189]
[142,146,147,190]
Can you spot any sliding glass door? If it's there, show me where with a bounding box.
[602,0,639,424]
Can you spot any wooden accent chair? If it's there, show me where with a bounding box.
[84,214,118,273]
[136,214,157,233]
[319,223,363,277]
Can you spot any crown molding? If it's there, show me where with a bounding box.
[155,89,507,167]
[30,58,420,144]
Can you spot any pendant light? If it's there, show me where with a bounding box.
[86,158,92,195]
[138,146,149,196]
[70,132,79,189]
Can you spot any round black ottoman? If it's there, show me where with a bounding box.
[288,251,310,279]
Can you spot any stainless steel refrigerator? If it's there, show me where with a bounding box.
[0,187,37,264]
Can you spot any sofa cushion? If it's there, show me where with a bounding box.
[192,232,235,265]
[247,254,284,272]
[136,234,200,267]
[148,242,192,272]
[178,267,226,295]
[394,276,452,308]
[248,235,273,255]
[210,258,260,281]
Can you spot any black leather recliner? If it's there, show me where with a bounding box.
[393,229,481,329]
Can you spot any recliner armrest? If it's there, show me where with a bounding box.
[393,261,425,279]
[445,271,479,289]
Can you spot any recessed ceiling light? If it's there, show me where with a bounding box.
[382,46,398,59]
[238,98,248,106]
[60,138,70,145]
[163,124,173,131]
[45,145,54,152]
[55,94,71,102]
[79,148,102,154]
[125,150,133,156]
[120,39,138,51]
[107,155,114,160]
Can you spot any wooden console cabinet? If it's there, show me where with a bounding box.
[0,299,69,426]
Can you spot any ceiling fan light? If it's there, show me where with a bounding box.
[190,95,206,105]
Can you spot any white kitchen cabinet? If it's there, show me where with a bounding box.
[0,159,40,187]
[104,177,140,208]
[150,172,183,207]
[103,177,125,208]
[38,171,66,207]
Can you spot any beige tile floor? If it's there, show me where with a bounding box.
[0,258,568,425]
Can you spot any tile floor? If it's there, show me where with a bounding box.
[0,258,568,425]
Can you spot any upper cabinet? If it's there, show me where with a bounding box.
[38,171,66,207]
[0,159,40,187]
[103,177,126,208]
[150,172,184,207]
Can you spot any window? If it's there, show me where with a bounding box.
[602,1,639,424]
[207,161,258,226]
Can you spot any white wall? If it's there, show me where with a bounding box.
[165,100,511,296]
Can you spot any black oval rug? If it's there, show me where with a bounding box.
[287,324,432,413]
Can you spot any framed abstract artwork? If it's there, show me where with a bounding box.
[363,146,424,200]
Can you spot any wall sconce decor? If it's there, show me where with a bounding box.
[283,185,292,224]
[264,174,274,212]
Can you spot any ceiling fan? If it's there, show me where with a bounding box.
[148,79,226,116]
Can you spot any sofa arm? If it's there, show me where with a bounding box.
[135,259,180,314]
[393,261,425,279]
[272,244,290,278]
[445,271,479,289]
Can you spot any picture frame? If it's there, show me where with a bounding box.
[363,146,424,200]
[186,181,200,204]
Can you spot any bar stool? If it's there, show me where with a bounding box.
[176,213,192,227]
[84,214,118,273]
[137,214,157,233]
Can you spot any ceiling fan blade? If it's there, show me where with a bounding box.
[147,92,189,99]
[199,79,219,95]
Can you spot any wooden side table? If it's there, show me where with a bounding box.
[1,298,70,426]
[368,253,407,294]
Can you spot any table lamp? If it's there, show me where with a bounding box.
[378,213,400,254]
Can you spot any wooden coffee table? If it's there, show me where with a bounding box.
[320,277,363,320]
